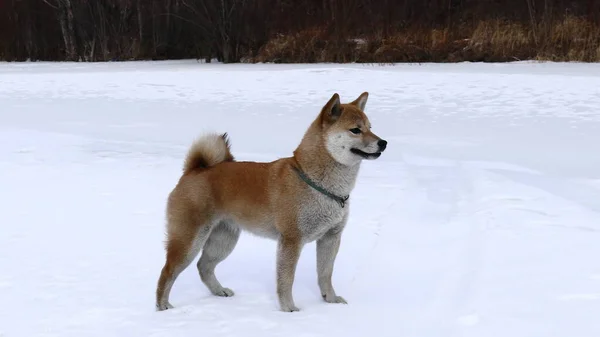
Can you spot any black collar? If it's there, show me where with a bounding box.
[291,165,350,208]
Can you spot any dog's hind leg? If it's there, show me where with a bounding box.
[156,217,214,311]
[197,221,240,297]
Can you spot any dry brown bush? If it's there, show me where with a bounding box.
[467,19,535,61]
[251,28,368,63]
[539,15,600,62]
[253,15,600,64]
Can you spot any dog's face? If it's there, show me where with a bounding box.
[320,92,387,166]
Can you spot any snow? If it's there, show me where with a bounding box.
[1,60,600,337]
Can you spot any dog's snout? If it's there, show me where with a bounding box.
[377,139,387,151]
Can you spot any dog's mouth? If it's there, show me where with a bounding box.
[350,148,382,159]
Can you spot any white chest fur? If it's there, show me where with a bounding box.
[297,194,349,243]
[293,159,359,243]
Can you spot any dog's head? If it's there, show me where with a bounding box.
[319,92,387,166]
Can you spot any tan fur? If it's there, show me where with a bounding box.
[155,92,387,312]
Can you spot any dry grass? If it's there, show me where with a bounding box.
[468,19,534,61]
[539,15,600,62]
[252,27,364,63]
[252,15,600,63]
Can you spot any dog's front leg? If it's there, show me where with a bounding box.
[276,235,302,312]
[316,225,347,304]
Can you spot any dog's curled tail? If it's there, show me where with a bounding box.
[183,132,234,174]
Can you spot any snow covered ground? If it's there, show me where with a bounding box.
[1,60,600,337]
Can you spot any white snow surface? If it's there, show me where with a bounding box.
[1,60,600,337]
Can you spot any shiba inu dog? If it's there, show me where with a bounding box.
[155,92,387,312]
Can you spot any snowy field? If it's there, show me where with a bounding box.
[1,60,600,337]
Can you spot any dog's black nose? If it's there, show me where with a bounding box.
[378,139,387,151]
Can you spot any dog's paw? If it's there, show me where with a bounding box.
[323,294,348,304]
[213,287,235,297]
[156,302,174,311]
[280,304,300,312]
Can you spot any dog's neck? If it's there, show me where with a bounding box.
[292,125,361,197]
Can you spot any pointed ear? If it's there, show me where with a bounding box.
[350,92,369,111]
[322,93,342,123]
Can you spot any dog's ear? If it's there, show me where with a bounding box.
[350,92,369,111]
[322,93,342,123]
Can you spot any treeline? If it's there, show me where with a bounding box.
[1,0,599,63]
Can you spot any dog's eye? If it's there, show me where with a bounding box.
[349,128,362,134]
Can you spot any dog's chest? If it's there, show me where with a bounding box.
[297,196,348,243]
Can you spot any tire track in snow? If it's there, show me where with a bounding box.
[346,155,488,336]
[401,157,486,336]
[349,196,403,286]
